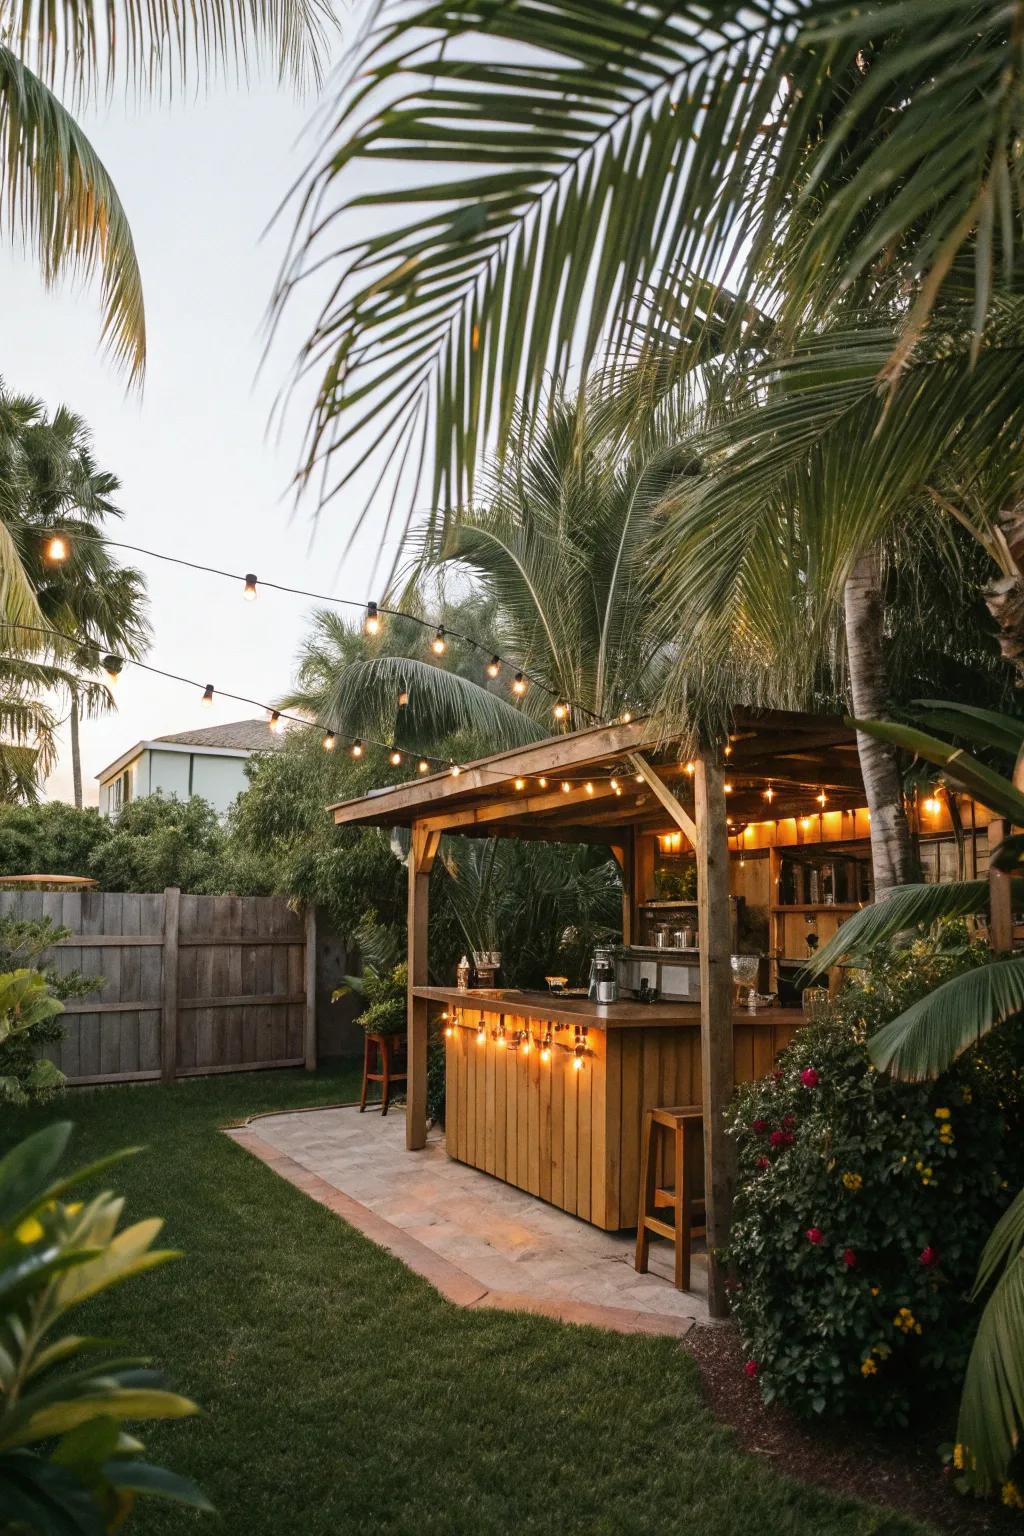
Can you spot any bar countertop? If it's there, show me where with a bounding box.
[413,984,804,1031]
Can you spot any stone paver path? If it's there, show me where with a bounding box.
[229,1105,708,1336]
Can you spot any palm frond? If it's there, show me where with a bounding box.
[0,48,146,381]
[957,1188,1024,1494]
[849,716,1024,825]
[867,956,1024,1082]
[909,700,1024,761]
[803,881,989,979]
[0,512,42,632]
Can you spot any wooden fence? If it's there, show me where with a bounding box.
[0,888,316,1086]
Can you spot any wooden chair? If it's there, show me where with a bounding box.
[635,1106,705,1291]
[360,1032,407,1116]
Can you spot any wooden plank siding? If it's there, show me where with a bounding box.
[443,1011,798,1231]
[0,888,313,1086]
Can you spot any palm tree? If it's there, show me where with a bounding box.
[1,0,333,386]
[805,700,1024,1497]
[278,1,1020,526]
[281,383,697,750]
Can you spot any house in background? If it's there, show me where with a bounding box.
[97,719,283,818]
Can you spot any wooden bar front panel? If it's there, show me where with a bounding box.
[444,1012,798,1230]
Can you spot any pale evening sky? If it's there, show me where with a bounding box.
[2,60,402,805]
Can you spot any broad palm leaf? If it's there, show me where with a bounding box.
[958,1189,1024,1494]
[278,0,1024,522]
[0,0,333,382]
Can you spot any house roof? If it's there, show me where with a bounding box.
[153,719,282,751]
[96,719,283,782]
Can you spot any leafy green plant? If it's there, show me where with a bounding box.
[0,919,102,1106]
[803,700,1024,1498]
[333,912,407,1037]
[726,933,1024,1446]
[0,970,64,1107]
[0,1121,210,1532]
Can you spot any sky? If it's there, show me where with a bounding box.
[2,59,400,805]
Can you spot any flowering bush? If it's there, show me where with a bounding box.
[725,930,1024,1428]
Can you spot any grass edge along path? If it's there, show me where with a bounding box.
[0,1069,934,1536]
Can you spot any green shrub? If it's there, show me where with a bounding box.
[0,917,101,1104]
[725,930,1024,1428]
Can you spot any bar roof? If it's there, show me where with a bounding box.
[328,710,865,845]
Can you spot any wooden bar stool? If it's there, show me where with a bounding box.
[360,1032,407,1116]
[635,1106,705,1291]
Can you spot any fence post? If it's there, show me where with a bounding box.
[988,819,1013,953]
[161,887,181,1083]
[304,906,318,1071]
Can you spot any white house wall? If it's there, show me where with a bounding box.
[148,749,191,803]
[189,753,249,816]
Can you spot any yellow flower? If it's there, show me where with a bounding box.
[893,1307,920,1334]
[842,1172,863,1191]
[860,1357,877,1377]
[952,1444,966,1471]
[934,1107,951,1120]
[870,1286,880,1297]
[15,1215,43,1244]
[1002,1481,1024,1510]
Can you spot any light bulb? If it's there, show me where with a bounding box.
[562,781,571,794]
[444,1024,454,1038]
[389,747,402,767]
[101,654,123,688]
[512,672,527,696]
[486,655,500,679]
[610,778,619,790]
[398,690,409,707]
[923,795,941,816]
[764,784,774,803]
[585,781,594,795]
[45,533,68,562]
[801,816,811,830]
[514,777,526,791]
[418,759,430,775]
[269,710,283,734]
[635,772,644,783]
[685,761,696,775]
[538,777,548,789]
[723,781,733,793]
[351,739,363,758]
[243,573,258,602]
[476,1025,485,1045]
[724,743,733,757]
[450,762,462,777]
[521,1034,531,1055]
[621,711,632,723]
[553,701,568,721]
[201,683,214,707]
[431,626,447,656]
[573,1055,584,1072]
[364,601,381,636]
[817,790,827,807]
[540,1044,551,1063]
[323,732,336,752]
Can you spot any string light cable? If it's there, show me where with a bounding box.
[40,528,601,724]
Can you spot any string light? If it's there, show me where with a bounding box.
[723,781,733,793]
[476,1020,486,1045]
[538,777,548,789]
[635,772,644,783]
[621,711,632,723]
[431,626,447,656]
[585,781,595,795]
[923,792,942,816]
[514,777,526,791]
[417,758,431,775]
[350,739,364,758]
[486,656,500,679]
[450,762,462,777]
[521,1030,532,1055]
[553,701,568,721]
[816,789,827,807]
[764,783,774,804]
[323,731,336,752]
[389,746,402,767]
[201,683,214,707]
[562,781,571,794]
[268,710,283,734]
[685,761,696,775]
[801,816,811,830]
[398,690,409,707]
[243,574,258,602]
[45,533,69,563]
[610,778,619,790]
[512,672,527,696]
[364,601,381,636]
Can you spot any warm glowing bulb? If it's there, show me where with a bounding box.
[351,739,363,758]
[764,785,774,803]
[538,777,548,789]
[45,533,68,562]
[323,732,335,752]
[724,743,732,757]
[923,795,941,816]
[486,655,500,679]
[269,710,283,734]
[431,626,447,656]
[389,747,402,767]
[418,758,430,775]
[801,816,811,830]
[514,777,526,791]
[201,684,214,707]
[621,711,632,723]
[585,781,594,795]
[817,790,827,807]
[444,1025,454,1038]
[450,762,462,777]
[398,690,409,707]
[512,672,527,696]
[553,701,568,721]
[521,1034,531,1055]
[610,778,619,790]
[685,761,696,775]
[635,773,644,783]
[562,781,571,794]
[476,1026,485,1045]
[243,573,258,601]
[723,782,733,793]
[364,601,381,636]
[573,1055,583,1072]
[614,786,622,797]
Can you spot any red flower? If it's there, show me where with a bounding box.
[806,1226,823,1245]
[800,1067,820,1088]
[842,1248,857,1269]
[919,1246,938,1268]
[782,1113,797,1130]
[751,1118,767,1134]
[769,1130,794,1149]
[756,1156,770,1171]
[744,1359,759,1380]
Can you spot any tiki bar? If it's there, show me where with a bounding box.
[329,713,997,1316]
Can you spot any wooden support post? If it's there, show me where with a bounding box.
[628,753,698,847]
[160,886,180,1084]
[304,905,318,1071]
[407,822,441,1150]
[610,829,635,944]
[695,759,734,1319]
[988,818,1013,953]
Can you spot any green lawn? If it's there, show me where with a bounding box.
[2,1070,933,1535]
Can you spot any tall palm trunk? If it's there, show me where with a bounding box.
[70,697,83,810]
[844,549,914,896]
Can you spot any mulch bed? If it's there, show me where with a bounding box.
[684,1322,1018,1533]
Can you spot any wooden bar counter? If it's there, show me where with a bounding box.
[416,986,802,1232]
